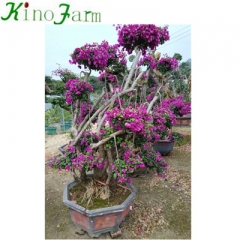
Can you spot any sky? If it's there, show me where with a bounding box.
[45,24,191,78]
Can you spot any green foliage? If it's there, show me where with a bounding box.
[46,96,70,111]
[45,105,72,125]
[114,159,129,175]
[88,75,103,95]
[45,75,52,84]
[172,132,184,146]
[173,53,182,62]
[45,105,61,125]
[129,54,135,62]
[169,79,190,102]
[167,58,191,101]
[179,60,191,78]
[139,150,166,176]
[45,75,71,111]
[51,149,75,170]
[170,59,191,79]
[107,62,127,76]
[63,109,72,121]
[58,70,78,83]
[101,126,125,149]
[134,134,148,147]
[160,89,167,99]
[45,74,102,111]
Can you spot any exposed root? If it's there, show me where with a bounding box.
[99,186,111,200]
[94,185,112,200]
[81,181,112,205]
[81,180,94,204]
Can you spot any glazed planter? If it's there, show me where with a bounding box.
[63,180,137,238]
[60,124,70,131]
[46,126,57,135]
[45,124,49,131]
[66,124,71,130]
[176,113,191,126]
[153,140,174,155]
[65,120,72,127]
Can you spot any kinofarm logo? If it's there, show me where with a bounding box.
[1,2,101,24]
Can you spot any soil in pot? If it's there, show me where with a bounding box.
[69,181,132,210]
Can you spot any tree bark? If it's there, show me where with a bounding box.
[123,50,141,90]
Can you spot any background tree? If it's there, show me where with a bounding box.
[179,59,191,78]
[45,74,71,112]
[165,54,191,101]
[173,53,182,62]
[45,71,103,112]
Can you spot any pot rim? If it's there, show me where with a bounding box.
[63,180,137,217]
[155,140,174,143]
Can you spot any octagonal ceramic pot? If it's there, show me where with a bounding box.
[63,180,137,237]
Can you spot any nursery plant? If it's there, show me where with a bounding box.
[48,24,191,210]
[45,69,78,112]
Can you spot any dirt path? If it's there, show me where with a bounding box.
[45,132,71,161]
[45,126,191,239]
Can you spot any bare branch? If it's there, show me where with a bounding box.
[73,86,139,146]
[90,130,124,150]
[45,83,53,93]
[123,50,141,90]
[72,99,80,137]
[81,70,91,81]
[131,71,144,89]
[90,89,105,115]
[76,89,105,134]
[97,114,107,134]
[147,85,163,113]
[73,101,112,145]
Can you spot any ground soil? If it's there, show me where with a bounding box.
[45,126,191,239]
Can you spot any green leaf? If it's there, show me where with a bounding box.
[129,55,135,62]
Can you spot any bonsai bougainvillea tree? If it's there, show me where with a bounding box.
[48,24,191,200]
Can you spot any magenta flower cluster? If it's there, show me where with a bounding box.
[111,149,145,184]
[52,68,74,76]
[52,68,63,76]
[51,68,78,83]
[76,101,91,124]
[49,136,107,172]
[98,72,117,83]
[71,152,107,172]
[110,146,168,183]
[138,55,157,69]
[69,41,126,71]
[157,55,178,73]
[162,95,191,117]
[151,106,177,141]
[75,141,106,170]
[116,24,170,55]
[64,79,94,104]
[105,105,152,134]
[140,148,168,178]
